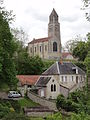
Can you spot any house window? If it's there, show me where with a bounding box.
[81,76,82,81]
[65,76,67,82]
[53,42,57,52]
[51,84,53,92]
[30,48,32,53]
[76,76,78,83]
[35,47,36,52]
[72,76,73,81]
[52,79,54,82]
[54,84,56,91]
[40,46,42,52]
[45,45,47,51]
[62,76,63,82]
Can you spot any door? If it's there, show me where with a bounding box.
[41,89,44,97]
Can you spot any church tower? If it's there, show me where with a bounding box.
[48,8,61,60]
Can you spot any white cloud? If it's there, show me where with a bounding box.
[4,0,90,45]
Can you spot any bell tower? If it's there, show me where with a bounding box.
[48,8,61,60]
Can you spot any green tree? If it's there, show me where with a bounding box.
[73,41,87,61]
[0,6,17,88]
[84,51,90,93]
[66,112,90,120]
[83,0,90,21]
[64,35,82,53]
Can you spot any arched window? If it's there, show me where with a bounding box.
[53,42,57,52]
[51,84,53,92]
[54,84,56,91]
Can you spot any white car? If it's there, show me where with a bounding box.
[8,91,21,98]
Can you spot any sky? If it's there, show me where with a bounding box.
[3,0,90,46]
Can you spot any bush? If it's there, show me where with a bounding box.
[0,104,10,119]
[46,112,62,120]
[9,100,21,113]
[56,94,66,109]
[2,113,30,120]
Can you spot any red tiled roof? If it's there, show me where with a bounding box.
[28,37,50,44]
[17,75,40,85]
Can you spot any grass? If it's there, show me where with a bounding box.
[18,96,39,108]
[29,117,43,120]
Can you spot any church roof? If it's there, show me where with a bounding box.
[28,37,49,44]
[36,77,51,87]
[50,8,58,17]
[42,62,85,75]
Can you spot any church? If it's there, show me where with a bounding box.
[28,9,61,60]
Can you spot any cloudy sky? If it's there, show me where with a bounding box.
[3,0,90,45]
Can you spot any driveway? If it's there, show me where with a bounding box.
[0,92,23,100]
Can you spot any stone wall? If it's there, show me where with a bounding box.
[24,107,54,117]
[27,91,57,111]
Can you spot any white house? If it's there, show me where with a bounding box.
[36,62,86,99]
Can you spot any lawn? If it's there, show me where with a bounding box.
[18,96,39,108]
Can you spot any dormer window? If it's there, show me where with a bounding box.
[72,67,78,74]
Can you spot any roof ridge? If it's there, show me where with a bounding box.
[56,61,60,74]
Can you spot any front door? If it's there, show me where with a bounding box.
[41,89,44,97]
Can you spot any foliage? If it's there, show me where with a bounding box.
[46,112,62,120]
[9,100,21,113]
[42,60,55,71]
[73,61,86,71]
[56,94,66,109]
[14,54,44,75]
[84,51,90,74]
[2,113,30,120]
[0,5,18,88]
[83,0,90,21]
[72,33,90,61]
[11,27,29,45]
[66,112,90,120]
[84,51,90,93]
[18,96,39,108]
[64,36,82,53]
[56,89,90,114]
[73,41,87,61]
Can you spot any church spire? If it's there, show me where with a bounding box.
[49,8,58,23]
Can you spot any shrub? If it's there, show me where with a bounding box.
[46,112,62,120]
[2,113,30,120]
[56,94,66,109]
[9,100,21,113]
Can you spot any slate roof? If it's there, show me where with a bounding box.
[42,62,85,75]
[36,77,51,87]
[17,75,40,85]
[42,63,59,75]
[28,37,49,44]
